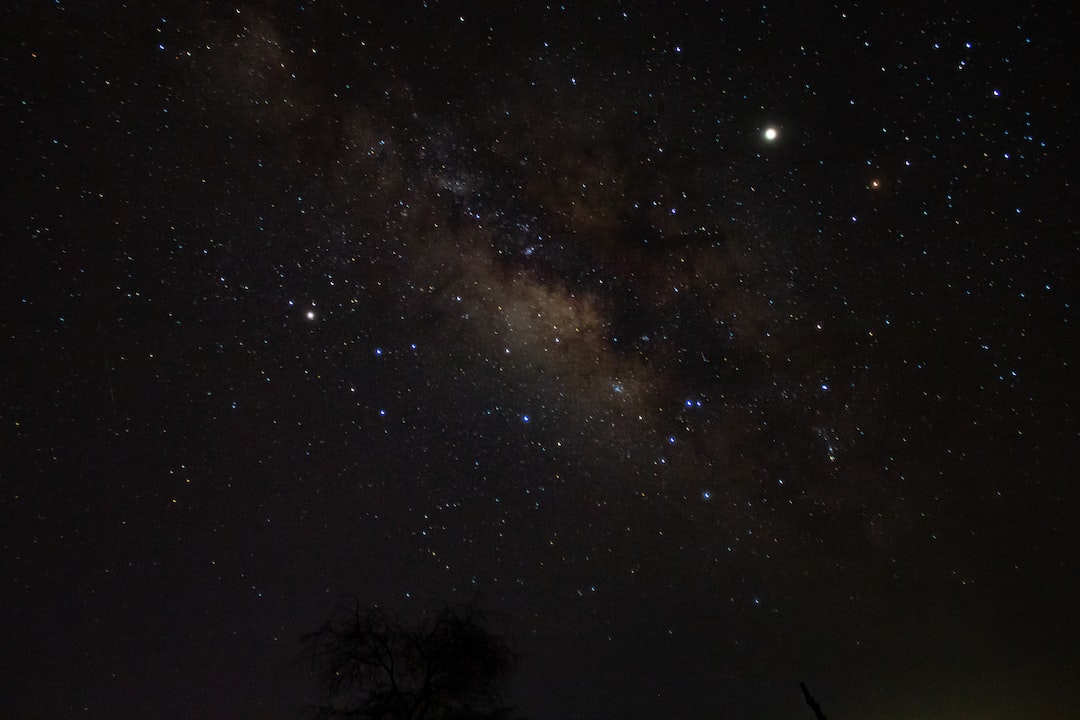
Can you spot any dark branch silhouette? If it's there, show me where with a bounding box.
[800,682,827,720]
[304,601,518,720]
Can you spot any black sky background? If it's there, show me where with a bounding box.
[3,1,1079,718]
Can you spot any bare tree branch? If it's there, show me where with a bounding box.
[305,602,518,720]
[800,682,827,720]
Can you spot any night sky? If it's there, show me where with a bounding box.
[4,2,1079,718]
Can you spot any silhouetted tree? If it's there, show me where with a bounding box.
[304,601,518,720]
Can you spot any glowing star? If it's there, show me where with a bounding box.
[763,127,778,141]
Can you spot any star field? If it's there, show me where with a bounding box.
[3,2,1078,719]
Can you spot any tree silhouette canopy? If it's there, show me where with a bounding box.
[304,602,518,720]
